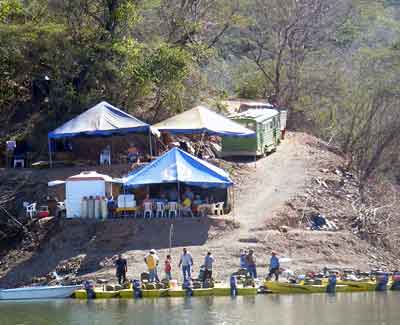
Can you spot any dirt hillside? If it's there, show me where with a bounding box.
[0,132,399,288]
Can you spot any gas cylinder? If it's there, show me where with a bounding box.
[87,196,95,218]
[94,196,100,219]
[80,196,88,218]
[100,196,108,219]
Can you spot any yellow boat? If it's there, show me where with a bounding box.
[73,289,119,299]
[265,281,327,294]
[119,289,134,298]
[143,289,169,298]
[192,288,214,297]
[264,281,359,294]
[212,283,258,296]
[118,288,169,298]
[213,285,231,296]
[337,280,378,291]
[237,286,257,295]
[168,289,186,297]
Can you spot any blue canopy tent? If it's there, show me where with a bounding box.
[123,147,233,188]
[48,101,151,166]
[123,147,234,216]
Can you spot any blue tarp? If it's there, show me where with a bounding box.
[123,147,233,188]
[48,101,150,139]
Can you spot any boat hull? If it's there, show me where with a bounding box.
[192,288,213,297]
[337,281,379,291]
[0,285,82,300]
[118,289,169,298]
[73,289,119,299]
[265,280,387,294]
[265,281,356,294]
[265,281,327,294]
[168,289,186,297]
[237,287,257,295]
[213,286,231,296]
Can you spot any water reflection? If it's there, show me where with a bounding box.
[0,293,399,325]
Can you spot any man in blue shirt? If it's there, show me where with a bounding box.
[204,251,215,281]
[267,251,280,281]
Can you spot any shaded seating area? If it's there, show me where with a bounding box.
[118,147,233,218]
[47,101,152,167]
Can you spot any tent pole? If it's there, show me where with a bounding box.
[148,128,153,159]
[169,224,174,254]
[48,137,53,168]
[196,131,205,156]
[232,186,235,221]
[177,181,181,217]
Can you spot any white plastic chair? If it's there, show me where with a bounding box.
[100,149,111,165]
[155,202,165,218]
[57,201,65,210]
[144,201,153,218]
[14,158,25,168]
[56,201,66,217]
[168,202,178,218]
[212,202,224,216]
[26,203,37,219]
[181,206,194,218]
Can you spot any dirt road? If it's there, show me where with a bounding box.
[234,133,308,233]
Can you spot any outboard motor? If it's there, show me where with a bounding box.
[391,272,400,291]
[230,275,237,297]
[326,274,337,294]
[376,273,389,291]
[132,279,142,298]
[198,265,206,282]
[83,280,95,299]
[183,279,193,297]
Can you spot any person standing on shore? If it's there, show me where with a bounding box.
[165,254,172,280]
[144,249,159,282]
[267,251,280,281]
[240,249,247,270]
[115,254,127,285]
[204,251,215,281]
[246,249,257,279]
[179,248,193,281]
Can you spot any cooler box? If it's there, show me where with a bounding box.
[118,194,136,208]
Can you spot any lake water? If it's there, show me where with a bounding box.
[0,292,399,325]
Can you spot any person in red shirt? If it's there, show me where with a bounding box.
[165,255,172,280]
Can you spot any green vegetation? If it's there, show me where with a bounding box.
[1,0,400,185]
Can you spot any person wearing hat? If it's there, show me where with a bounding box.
[144,249,159,282]
[115,254,128,285]
[267,251,280,281]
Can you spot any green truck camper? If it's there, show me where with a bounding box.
[221,109,281,157]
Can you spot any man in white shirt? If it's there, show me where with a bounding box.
[178,248,193,281]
